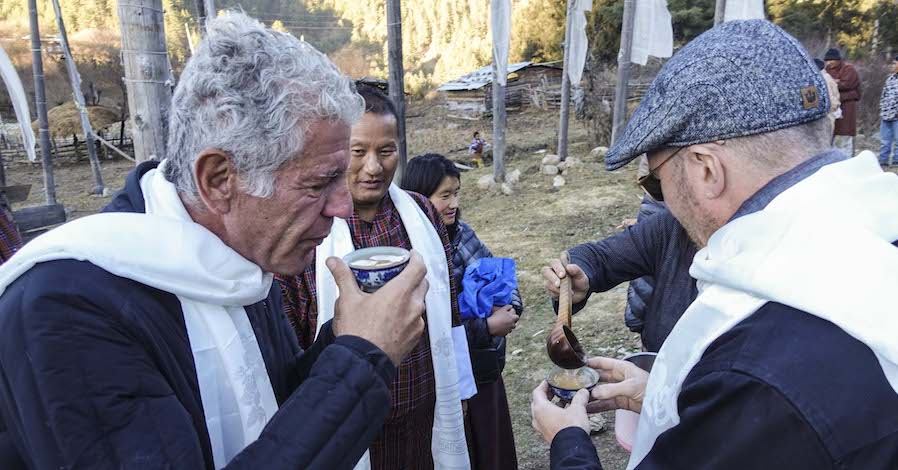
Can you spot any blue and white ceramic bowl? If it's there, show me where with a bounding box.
[343,247,411,293]
[547,365,600,403]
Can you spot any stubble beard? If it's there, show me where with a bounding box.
[674,172,724,249]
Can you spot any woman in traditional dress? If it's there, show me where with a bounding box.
[402,153,520,470]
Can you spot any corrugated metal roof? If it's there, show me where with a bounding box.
[438,61,557,92]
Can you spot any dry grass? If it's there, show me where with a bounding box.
[456,143,642,470]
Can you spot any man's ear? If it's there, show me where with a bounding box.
[686,142,726,199]
[193,149,236,214]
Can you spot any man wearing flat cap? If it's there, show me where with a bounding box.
[531,20,898,469]
[824,48,861,156]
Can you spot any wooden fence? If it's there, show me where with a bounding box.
[0,130,133,162]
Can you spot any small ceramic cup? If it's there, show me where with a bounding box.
[342,247,411,293]
[546,365,600,403]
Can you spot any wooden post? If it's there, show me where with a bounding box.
[557,0,574,161]
[196,0,206,30]
[52,0,105,195]
[491,0,508,183]
[196,0,216,32]
[204,0,216,25]
[714,0,727,25]
[386,0,408,185]
[611,0,636,145]
[491,70,507,183]
[118,0,173,163]
[185,23,195,55]
[28,0,57,205]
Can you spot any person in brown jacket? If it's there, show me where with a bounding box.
[824,48,861,156]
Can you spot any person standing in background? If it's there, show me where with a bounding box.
[815,58,842,126]
[402,153,521,470]
[879,55,898,167]
[469,132,486,168]
[824,48,861,156]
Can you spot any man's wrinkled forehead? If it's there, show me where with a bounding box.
[350,112,399,145]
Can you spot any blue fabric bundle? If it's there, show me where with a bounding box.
[459,257,518,320]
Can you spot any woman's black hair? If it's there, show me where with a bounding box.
[400,153,461,198]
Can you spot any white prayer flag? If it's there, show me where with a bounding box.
[631,0,673,66]
[724,0,766,22]
[568,0,593,85]
[0,45,36,162]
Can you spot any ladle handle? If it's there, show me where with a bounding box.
[558,251,573,328]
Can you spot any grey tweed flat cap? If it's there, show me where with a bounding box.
[606,20,829,171]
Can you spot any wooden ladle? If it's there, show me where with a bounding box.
[546,252,587,369]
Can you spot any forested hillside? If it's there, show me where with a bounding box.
[1,0,897,101]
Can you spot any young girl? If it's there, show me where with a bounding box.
[402,153,520,470]
[468,132,485,168]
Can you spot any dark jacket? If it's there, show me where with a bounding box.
[567,208,697,352]
[450,220,523,384]
[623,197,667,335]
[551,152,898,469]
[0,162,397,469]
[550,301,898,470]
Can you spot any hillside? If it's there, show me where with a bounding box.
[3,0,898,127]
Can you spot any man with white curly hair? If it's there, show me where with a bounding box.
[0,12,428,469]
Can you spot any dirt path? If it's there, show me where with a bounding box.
[457,148,642,469]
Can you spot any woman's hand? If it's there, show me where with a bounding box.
[487,305,519,337]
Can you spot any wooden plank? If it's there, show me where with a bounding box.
[94,133,137,162]
[51,0,105,195]
[13,204,66,232]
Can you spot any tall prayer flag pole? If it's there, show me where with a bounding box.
[557,0,575,161]
[611,0,636,145]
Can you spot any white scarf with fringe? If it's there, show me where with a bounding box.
[629,152,898,468]
[0,162,278,469]
[314,184,473,470]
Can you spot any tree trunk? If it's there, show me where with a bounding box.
[118,0,173,163]
[28,0,57,205]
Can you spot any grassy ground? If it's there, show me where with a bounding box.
[6,104,886,469]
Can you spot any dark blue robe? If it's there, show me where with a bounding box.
[551,151,898,468]
[0,162,397,469]
[551,302,898,469]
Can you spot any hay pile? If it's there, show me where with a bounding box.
[32,102,121,138]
